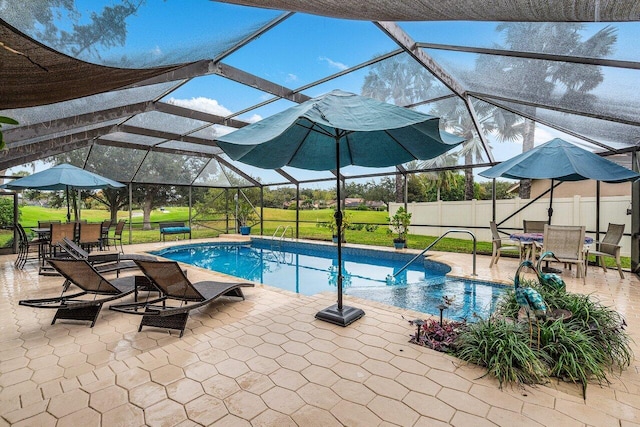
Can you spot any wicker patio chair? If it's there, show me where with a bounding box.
[19,258,139,327]
[104,219,126,253]
[489,221,522,267]
[523,220,548,260]
[100,219,112,250]
[78,222,102,252]
[589,223,625,278]
[110,260,254,337]
[48,222,76,257]
[523,220,547,233]
[542,224,586,279]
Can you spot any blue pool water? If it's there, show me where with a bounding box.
[152,239,508,321]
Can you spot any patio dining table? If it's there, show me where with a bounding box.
[510,232,593,245]
[510,232,594,274]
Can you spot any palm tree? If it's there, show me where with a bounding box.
[476,23,617,198]
[428,97,522,200]
[418,152,459,201]
[361,55,439,202]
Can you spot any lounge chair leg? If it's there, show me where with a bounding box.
[52,305,102,327]
[138,312,189,336]
[224,288,245,299]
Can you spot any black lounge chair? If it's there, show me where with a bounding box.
[110,260,254,337]
[19,258,141,327]
[57,237,155,276]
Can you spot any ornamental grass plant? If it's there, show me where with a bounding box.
[412,277,633,399]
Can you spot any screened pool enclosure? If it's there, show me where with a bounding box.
[0,1,638,270]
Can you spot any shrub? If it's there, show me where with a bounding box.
[0,198,14,227]
[450,278,633,398]
[455,318,550,388]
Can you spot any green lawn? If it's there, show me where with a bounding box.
[3,205,631,269]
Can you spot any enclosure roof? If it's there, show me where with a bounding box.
[218,0,640,22]
[1,1,639,187]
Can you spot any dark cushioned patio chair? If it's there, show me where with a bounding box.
[15,223,47,269]
[110,259,254,337]
[19,258,140,327]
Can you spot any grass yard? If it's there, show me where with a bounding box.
[2,205,631,269]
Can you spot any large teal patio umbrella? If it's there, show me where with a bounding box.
[3,163,125,222]
[216,89,465,326]
[480,138,640,224]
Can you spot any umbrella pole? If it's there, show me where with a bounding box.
[315,132,364,327]
[66,186,71,223]
[547,179,554,225]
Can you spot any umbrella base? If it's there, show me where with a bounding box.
[315,304,365,327]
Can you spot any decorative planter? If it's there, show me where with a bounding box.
[332,236,339,244]
[393,240,406,250]
[239,225,251,235]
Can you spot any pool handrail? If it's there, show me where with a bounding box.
[271,225,294,249]
[392,229,477,278]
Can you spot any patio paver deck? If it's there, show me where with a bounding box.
[1,237,638,426]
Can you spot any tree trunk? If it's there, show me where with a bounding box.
[142,195,153,230]
[395,172,404,203]
[464,151,474,200]
[110,205,119,224]
[518,118,536,199]
[72,191,79,221]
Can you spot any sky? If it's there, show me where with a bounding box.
[5,1,639,186]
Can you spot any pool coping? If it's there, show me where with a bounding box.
[149,237,512,321]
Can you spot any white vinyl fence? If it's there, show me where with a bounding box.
[389,196,633,256]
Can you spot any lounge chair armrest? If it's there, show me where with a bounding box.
[19,291,92,309]
[109,297,169,315]
[87,252,120,264]
[120,254,157,262]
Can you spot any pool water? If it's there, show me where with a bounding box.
[152,239,508,321]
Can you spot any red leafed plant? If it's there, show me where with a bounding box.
[408,318,466,353]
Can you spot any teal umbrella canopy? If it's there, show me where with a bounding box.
[3,163,125,222]
[480,138,640,183]
[216,89,464,170]
[480,138,639,224]
[3,163,125,191]
[217,89,465,327]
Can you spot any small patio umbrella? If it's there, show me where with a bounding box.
[3,163,125,222]
[480,138,640,224]
[216,89,464,326]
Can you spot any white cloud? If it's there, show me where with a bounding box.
[212,125,236,137]
[286,73,298,83]
[319,56,348,71]
[167,97,232,116]
[246,114,263,123]
[150,46,163,58]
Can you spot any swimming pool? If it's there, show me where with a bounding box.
[152,239,508,321]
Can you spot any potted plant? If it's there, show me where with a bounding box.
[317,209,350,243]
[388,206,412,249]
[237,202,256,235]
